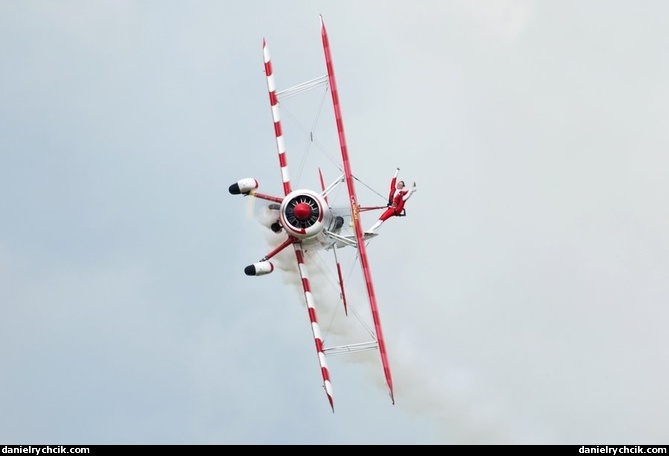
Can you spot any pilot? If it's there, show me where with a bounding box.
[366,168,416,234]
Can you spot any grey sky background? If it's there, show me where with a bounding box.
[2,0,668,445]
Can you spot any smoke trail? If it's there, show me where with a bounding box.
[389,327,555,444]
[254,206,547,443]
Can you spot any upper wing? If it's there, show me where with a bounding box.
[319,15,395,405]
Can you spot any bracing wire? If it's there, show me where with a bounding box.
[277,80,388,206]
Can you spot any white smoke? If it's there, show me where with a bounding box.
[388,328,554,444]
[254,205,547,443]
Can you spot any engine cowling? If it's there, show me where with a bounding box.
[279,189,332,239]
[244,261,274,276]
[229,178,258,195]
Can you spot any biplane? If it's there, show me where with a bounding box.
[229,15,394,412]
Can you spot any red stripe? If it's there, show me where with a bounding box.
[321,367,331,381]
[308,306,317,322]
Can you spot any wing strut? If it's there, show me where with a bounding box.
[332,245,348,316]
[319,15,395,405]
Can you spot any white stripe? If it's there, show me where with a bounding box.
[271,104,281,120]
[281,169,290,184]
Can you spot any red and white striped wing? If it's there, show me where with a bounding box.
[263,37,335,412]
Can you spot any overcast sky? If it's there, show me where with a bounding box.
[2,0,669,445]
